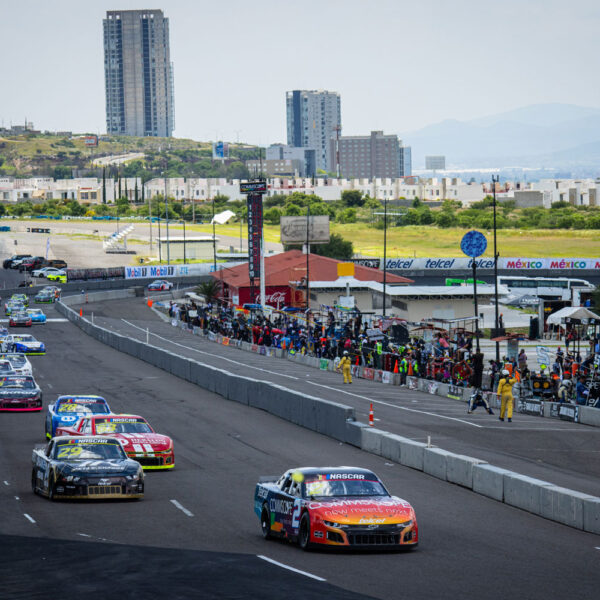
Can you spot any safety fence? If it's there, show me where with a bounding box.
[56,289,600,535]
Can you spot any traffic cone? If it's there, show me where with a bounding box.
[369,403,374,427]
[147,299,153,307]
[79,308,83,317]
[355,355,359,366]
[393,360,399,374]
[408,362,413,376]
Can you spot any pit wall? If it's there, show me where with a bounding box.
[56,289,600,536]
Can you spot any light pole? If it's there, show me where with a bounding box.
[306,204,310,311]
[182,218,187,264]
[492,175,500,362]
[164,177,170,265]
[157,216,162,263]
[212,194,216,272]
[383,196,388,318]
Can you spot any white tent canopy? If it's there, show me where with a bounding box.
[546,306,600,326]
[211,210,236,225]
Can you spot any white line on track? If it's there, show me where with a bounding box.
[170,499,194,517]
[120,319,299,381]
[47,383,53,389]
[77,533,91,538]
[3,481,9,486]
[257,555,326,581]
[305,381,483,428]
[14,496,19,500]
[23,513,36,524]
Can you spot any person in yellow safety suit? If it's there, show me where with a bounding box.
[497,369,517,422]
[337,350,353,384]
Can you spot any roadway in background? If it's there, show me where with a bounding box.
[0,304,598,599]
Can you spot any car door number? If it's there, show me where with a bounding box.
[291,498,302,528]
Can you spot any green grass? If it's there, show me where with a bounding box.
[183,223,600,257]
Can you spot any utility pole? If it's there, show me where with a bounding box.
[492,174,500,362]
[306,204,310,311]
[164,176,170,265]
[212,194,217,273]
[383,195,387,318]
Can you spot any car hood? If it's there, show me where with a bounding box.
[115,433,172,451]
[307,496,414,524]
[0,387,39,397]
[56,459,140,476]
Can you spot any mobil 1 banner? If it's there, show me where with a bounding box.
[247,193,263,279]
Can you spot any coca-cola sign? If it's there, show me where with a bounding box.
[255,291,286,305]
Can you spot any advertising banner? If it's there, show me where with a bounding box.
[352,258,381,269]
[383,257,600,271]
[280,215,330,245]
[247,193,263,279]
[124,261,245,279]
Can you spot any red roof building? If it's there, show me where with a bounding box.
[214,250,413,308]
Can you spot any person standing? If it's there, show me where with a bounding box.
[517,349,527,372]
[497,369,517,422]
[576,376,589,405]
[471,350,484,389]
[398,355,408,386]
[336,350,353,384]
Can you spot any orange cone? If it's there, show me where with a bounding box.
[79,308,83,317]
[369,403,374,427]
[408,362,413,377]
[147,299,153,307]
[355,355,359,365]
[393,360,399,374]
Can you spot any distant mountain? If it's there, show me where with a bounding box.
[403,103,600,169]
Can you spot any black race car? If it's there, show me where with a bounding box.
[0,375,42,412]
[32,436,144,500]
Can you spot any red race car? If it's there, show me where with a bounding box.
[255,467,418,550]
[55,414,174,470]
[9,311,32,327]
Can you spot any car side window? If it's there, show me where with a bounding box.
[280,476,292,494]
[289,480,302,498]
[82,419,92,434]
[46,441,54,457]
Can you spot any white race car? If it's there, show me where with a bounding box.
[0,353,33,376]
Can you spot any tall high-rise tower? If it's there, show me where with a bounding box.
[286,90,341,173]
[103,9,175,137]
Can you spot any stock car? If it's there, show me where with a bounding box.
[5,302,25,316]
[34,290,55,304]
[46,272,66,283]
[0,375,42,412]
[31,267,64,279]
[55,414,175,470]
[9,311,33,327]
[31,436,144,500]
[254,467,418,550]
[0,360,16,377]
[147,280,173,291]
[45,395,112,439]
[1,334,45,354]
[10,294,29,307]
[26,309,46,323]
[0,353,33,376]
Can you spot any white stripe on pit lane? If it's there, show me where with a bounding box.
[120,319,300,381]
[170,499,194,517]
[257,555,326,582]
[23,513,36,524]
[305,381,483,428]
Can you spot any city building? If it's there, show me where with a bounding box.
[103,9,175,137]
[331,131,412,179]
[286,90,341,173]
[245,159,306,178]
[266,144,316,177]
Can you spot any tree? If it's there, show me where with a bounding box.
[196,279,222,304]
[435,211,458,228]
[337,207,357,223]
[264,206,282,225]
[311,233,354,260]
[341,190,365,207]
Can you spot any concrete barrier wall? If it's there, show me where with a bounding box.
[57,294,600,536]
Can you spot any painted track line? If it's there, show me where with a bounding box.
[170,499,194,517]
[23,513,36,524]
[306,381,483,428]
[120,319,299,381]
[257,555,326,581]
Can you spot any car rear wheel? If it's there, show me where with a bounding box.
[298,513,312,551]
[261,505,272,540]
[31,469,37,494]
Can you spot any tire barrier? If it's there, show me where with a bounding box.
[56,291,600,536]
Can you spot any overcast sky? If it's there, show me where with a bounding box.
[2,0,599,145]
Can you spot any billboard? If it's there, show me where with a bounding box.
[212,141,229,160]
[247,194,263,279]
[84,135,98,147]
[425,155,445,170]
[240,180,268,194]
[280,215,330,245]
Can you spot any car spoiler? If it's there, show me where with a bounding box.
[258,475,279,483]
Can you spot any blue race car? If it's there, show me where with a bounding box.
[26,309,47,323]
[45,395,113,439]
[2,334,45,354]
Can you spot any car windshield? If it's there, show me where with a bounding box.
[14,335,34,342]
[95,418,153,434]
[53,440,127,460]
[13,312,28,318]
[27,310,42,315]
[4,355,26,365]
[0,362,14,373]
[304,475,388,498]
[57,399,110,414]
[0,376,35,389]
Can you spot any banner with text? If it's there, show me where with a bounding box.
[383,257,600,271]
[124,262,244,279]
[247,193,263,279]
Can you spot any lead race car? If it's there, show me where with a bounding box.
[45,395,112,439]
[32,436,144,500]
[56,414,175,470]
[255,467,418,550]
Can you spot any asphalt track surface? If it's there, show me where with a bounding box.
[86,296,600,499]
[0,302,598,599]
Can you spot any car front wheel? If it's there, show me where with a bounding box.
[261,505,272,540]
[298,513,312,550]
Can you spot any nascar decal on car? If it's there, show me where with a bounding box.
[317,473,366,480]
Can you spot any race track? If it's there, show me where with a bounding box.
[0,297,598,599]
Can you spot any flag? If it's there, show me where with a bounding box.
[45,237,50,259]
